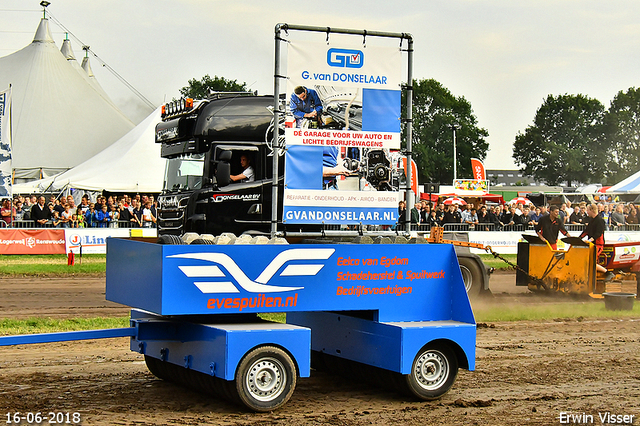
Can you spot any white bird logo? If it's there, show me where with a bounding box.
[169,248,335,294]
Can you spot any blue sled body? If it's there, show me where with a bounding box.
[106,238,476,379]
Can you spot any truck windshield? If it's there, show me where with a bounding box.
[164,153,205,191]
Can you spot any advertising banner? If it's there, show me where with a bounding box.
[0,87,12,197]
[470,158,485,180]
[454,179,489,192]
[65,228,136,254]
[284,40,403,225]
[0,229,65,255]
[106,239,469,323]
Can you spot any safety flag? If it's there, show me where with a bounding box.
[0,86,12,197]
[470,158,485,181]
[402,157,419,196]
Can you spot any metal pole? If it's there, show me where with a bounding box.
[271,25,283,238]
[452,126,457,182]
[405,37,414,231]
[274,23,411,40]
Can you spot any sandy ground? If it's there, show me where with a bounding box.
[0,273,638,425]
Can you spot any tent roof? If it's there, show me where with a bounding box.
[606,170,640,193]
[13,107,165,194]
[0,18,134,177]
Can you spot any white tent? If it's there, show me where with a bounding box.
[0,18,135,180]
[13,107,165,194]
[60,37,118,111]
[606,170,640,193]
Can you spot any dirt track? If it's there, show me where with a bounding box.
[0,274,638,425]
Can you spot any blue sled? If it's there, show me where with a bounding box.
[0,238,476,412]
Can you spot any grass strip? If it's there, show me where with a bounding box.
[0,254,106,276]
[0,317,129,336]
[478,253,517,270]
[0,253,513,276]
[0,302,637,336]
[473,300,640,322]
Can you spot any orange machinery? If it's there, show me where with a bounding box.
[516,235,640,297]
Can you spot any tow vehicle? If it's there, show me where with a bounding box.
[0,24,479,413]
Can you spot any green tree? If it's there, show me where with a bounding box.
[603,87,640,184]
[513,94,607,186]
[407,79,489,185]
[179,74,251,99]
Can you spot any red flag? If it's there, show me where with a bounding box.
[471,158,485,180]
[402,157,419,195]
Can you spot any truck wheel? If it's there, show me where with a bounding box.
[233,346,297,412]
[398,343,458,400]
[190,238,215,245]
[157,234,184,245]
[458,257,482,297]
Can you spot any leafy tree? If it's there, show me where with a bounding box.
[407,79,489,185]
[179,75,251,99]
[513,94,606,186]
[603,87,640,184]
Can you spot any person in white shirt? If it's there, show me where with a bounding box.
[230,154,255,183]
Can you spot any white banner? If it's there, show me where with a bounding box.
[0,87,12,197]
[64,228,158,254]
[468,230,640,254]
[288,40,402,89]
[284,128,400,149]
[284,38,403,226]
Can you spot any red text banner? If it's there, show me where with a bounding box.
[0,229,66,255]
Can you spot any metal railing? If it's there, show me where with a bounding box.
[3,219,640,232]
[2,220,156,229]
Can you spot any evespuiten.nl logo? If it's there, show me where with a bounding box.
[327,48,363,68]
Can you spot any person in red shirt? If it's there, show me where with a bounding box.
[580,203,614,281]
[535,205,568,250]
[1,199,15,225]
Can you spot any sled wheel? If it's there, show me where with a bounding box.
[398,343,458,400]
[144,355,171,381]
[233,346,297,412]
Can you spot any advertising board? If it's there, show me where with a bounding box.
[106,240,470,323]
[283,39,403,225]
[0,229,65,254]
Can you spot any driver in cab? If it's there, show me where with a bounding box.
[230,154,254,183]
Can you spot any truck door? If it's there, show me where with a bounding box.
[209,146,268,235]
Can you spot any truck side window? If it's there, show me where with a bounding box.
[230,152,255,183]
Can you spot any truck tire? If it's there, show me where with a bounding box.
[397,343,458,400]
[157,234,185,245]
[190,238,215,245]
[458,257,483,297]
[232,345,297,412]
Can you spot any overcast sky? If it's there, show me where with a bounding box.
[2,0,640,171]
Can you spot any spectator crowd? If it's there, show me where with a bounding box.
[397,199,640,232]
[1,193,158,229]
[2,193,640,233]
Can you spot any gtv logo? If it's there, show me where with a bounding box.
[327,48,363,68]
